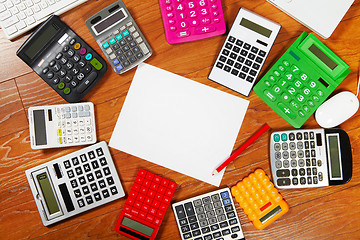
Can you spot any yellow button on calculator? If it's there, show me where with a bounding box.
[74,42,81,50]
[231,169,289,230]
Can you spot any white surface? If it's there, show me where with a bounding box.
[109,63,249,186]
[267,0,354,38]
[315,91,359,128]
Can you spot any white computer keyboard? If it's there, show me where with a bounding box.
[0,0,87,40]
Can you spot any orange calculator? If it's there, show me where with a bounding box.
[231,169,289,230]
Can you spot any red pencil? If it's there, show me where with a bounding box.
[212,123,270,176]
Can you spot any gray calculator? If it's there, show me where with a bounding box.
[270,128,352,189]
[85,0,152,74]
[172,188,245,240]
[25,141,125,226]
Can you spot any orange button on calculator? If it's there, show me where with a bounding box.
[231,169,289,230]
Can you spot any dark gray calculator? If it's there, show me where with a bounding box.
[85,0,152,74]
[17,15,107,103]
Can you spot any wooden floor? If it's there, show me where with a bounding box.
[1,0,360,239]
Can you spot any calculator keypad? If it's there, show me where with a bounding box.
[270,130,329,188]
[63,144,120,208]
[159,0,226,44]
[56,103,95,145]
[101,21,151,74]
[41,36,104,100]
[215,36,266,84]
[254,50,336,128]
[173,188,245,240]
[260,61,324,121]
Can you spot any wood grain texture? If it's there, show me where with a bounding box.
[0,80,28,138]
[1,0,360,239]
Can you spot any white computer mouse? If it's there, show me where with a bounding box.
[315,91,359,128]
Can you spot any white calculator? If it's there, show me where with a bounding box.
[25,141,125,226]
[270,128,352,189]
[208,8,280,96]
[28,102,96,149]
[172,188,245,240]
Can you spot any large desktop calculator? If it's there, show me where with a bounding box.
[231,169,289,230]
[17,15,107,103]
[208,8,280,96]
[253,32,351,128]
[28,102,96,149]
[115,169,177,240]
[25,141,125,226]
[172,188,245,240]
[270,128,352,189]
[86,0,152,74]
[158,0,226,44]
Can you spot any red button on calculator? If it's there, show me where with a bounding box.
[115,169,177,240]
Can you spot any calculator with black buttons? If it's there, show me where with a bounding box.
[86,0,152,74]
[28,102,96,149]
[17,15,107,103]
[270,129,352,189]
[208,8,280,96]
[172,188,245,240]
[25,141,125,226]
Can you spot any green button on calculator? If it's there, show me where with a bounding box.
[254,32,350,128]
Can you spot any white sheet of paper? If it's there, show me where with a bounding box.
[109,63,249,186]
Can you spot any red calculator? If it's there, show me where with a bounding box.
[115,169,177,239]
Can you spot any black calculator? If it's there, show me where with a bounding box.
[17,15,107,103]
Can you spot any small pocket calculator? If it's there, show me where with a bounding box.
[158,0,226,44]
[270,128,352,189]
[17,15,107,103]
[172,188,245,240]
[231,169,289,230]
[86,0,152,74]
[28,102,96,149]
[115,169,177,240]
[25,141,125,226]
[208,8,280,96]
[253,32,351,128]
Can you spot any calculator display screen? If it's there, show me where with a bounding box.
[36,172,60,215]
[240,18,272,38]
[121,217,154,236]
[94,10,126,34]
[327,135,342,179]
[259,205,282,224]
[308,44,338,70]
[24,23,60,59]
[33,110,47,146]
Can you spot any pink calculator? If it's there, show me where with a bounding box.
[159,0,226,44]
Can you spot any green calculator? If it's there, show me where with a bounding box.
[253,32,350,128]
